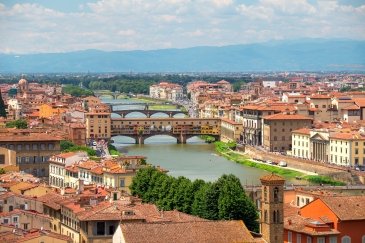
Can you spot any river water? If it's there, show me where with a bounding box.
[105,98,295,185]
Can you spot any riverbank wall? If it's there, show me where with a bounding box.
[244,145,364,185]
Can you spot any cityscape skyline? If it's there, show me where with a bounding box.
[0,0,365,54]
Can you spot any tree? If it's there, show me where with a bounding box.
[60,140,75,151]
[6,119,27,129]
[217,174,259,232]
[130,167,156,199]
[183,179,205,214]
[0,91,6,118]
[191,183,211,218]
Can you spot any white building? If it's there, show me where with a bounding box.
[149,82,183,102]
[49,151,88,188]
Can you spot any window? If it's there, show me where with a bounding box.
[264,210,268,223]
[13,216,18,223]
[330,236,337,243]
[297,233,301,243]
[288,231,292,243]
[317,237,325,243]
[341,236,351,243]
[96,222,105,235]
[264,187,267,202]
[274,187,279,203]
[108,225,115,235]
[3,218,9,224]
[0,155,5,164]
[120,179,125,187]
[24,223,28,230]
[307,236,312,243]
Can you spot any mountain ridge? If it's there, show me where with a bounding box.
[1,39,364,72]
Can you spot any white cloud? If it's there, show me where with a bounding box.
[0,0,364,53]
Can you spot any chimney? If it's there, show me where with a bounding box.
[60,188,65,196]
[288,219,292,225]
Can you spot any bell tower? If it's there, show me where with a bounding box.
[260,174,285,243]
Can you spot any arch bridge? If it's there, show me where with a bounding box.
[112,109,188,118]
[111,117,221,144]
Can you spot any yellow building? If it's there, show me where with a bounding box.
[220,118,243,142]
[85,112,111,143]
[38,104,66,118]
[330,132,365,167]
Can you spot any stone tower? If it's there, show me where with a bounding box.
[260,174,285,243]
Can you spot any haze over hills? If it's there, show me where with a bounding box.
[0,39,364,73]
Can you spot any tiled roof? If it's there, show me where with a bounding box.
[263,113,312,120]
[260,174,285,182]
[0,228,71,243]
[284,215,339,236]
[292,128,311,135]
[320,196,365,221]
[0,133,63,142]
[120,220,256,243]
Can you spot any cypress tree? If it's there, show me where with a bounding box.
[0,91,6,118]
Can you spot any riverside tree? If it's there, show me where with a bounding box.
[130,167,259,232]
[0,91,6,118]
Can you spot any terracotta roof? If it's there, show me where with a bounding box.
[319,196,365,221]
[292,128,310,135]
[56,152,78,159]
[260,174,285,183]
[342,104,360,110]
[329,132,365,141]
[284,215,339,236]
[120,220,256,243]
[353,98,365,107]
[263,113,312,120]
[0,228,71,243]
[0,133,63,142]
[310,94,331,99]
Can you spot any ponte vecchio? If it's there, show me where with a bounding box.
[111,117,221,144]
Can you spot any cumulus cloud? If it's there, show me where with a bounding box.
[0,0,364,53]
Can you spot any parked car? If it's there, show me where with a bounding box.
[279,161,287,167]
[267,160,273,165]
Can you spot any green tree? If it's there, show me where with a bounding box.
[191,182,211,218]
[0,91,6,118]
[156,176,174,210]
[183,179,205,214]
[60,140,75,151]
[217,174,259,232]
[0,168,6,174]
[6,119,28,129]
[130,167,156,199]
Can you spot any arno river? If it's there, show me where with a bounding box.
[104,98,296,185]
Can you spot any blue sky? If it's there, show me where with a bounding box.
[0,0,364,53]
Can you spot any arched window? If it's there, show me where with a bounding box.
[341,236,351,243]
[264,187,267,202]
[273,210,277,223]
[274,187,279,203]
[276,210,280,223]
[264,210,268,223]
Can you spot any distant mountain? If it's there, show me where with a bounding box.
[1,39,364,72]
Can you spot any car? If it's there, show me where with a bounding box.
[279,161,287,167]
[267,160,273,165]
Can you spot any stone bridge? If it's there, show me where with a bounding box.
[112,109,188,118]
[111,117,221,144]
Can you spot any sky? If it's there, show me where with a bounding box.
[0,0,364,54]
